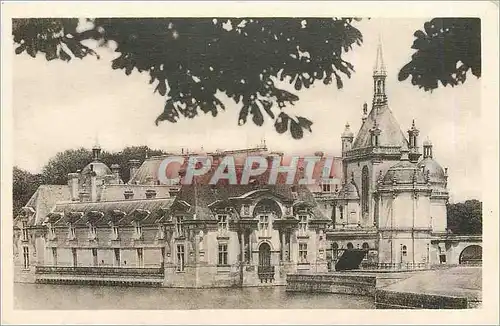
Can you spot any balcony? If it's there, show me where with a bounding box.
[257,265,275,283]
[35,266,164,286]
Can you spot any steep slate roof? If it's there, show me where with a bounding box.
[50,198,174,227]
[21,185,71,226]
[352,103,410,149]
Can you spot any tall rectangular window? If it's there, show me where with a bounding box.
[299,243,308,263]
[92,248,98,266]
[258,215,269,231]
[22,246,29,269]
[22,221,29,241]
[137,248,144,267]
[217,214,228,232]
[176,244,185,272]
[114,248,121,266]
[52,247,58,266]
[298,214,308,233]
[218,243,228,266]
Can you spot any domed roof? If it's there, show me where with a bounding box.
[418,157,446,184]
[383,160,426,185]
[81,161,112,177]
[339,180,359,200]
[342,123,354,138]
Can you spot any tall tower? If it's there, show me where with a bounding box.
[372,38,387,107]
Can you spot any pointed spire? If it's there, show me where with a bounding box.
[374,35,386,74]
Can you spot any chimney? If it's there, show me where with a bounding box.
[129,159,141,182]
[67,172,79,201]
[111,164,121,183]
[124,189,134,200]
[145,189,157,199]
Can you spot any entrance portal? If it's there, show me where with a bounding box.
[459,245,482,265]
[258,243,274,283]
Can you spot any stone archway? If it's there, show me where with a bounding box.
[459,245,482,265]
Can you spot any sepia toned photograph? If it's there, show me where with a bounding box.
[2,1,499,325]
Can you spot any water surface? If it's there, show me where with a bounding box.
[14,283,374,310]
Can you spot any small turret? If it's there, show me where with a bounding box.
[408,120,421,162]
[341,122,354,154]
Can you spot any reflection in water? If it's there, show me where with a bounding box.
[15,283,374,310]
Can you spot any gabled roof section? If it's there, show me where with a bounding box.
[22,185,71,226]
[351,104,409,150]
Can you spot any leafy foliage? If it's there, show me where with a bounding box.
[13,166,42,217]
[12,18,363,139]
[399,18,481,91]
[12,146,168,216]
[447,199,482,235]
[40,148,93,185]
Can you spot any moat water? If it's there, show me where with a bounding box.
[14,283,374,309]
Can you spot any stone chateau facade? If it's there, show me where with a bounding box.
[14,44,479,288]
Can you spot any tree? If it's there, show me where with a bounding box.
[40,148,93,185]
[12,18,363,139]
[13,166,42,216]
[398,18,481,91]
[447,199,482,235]
[12,18,481,137]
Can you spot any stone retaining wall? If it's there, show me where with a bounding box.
[374,289,470,309]
[286,273,377,297]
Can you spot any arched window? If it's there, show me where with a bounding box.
[376,80,382,93]
[347,242,354,250]
[402,245,407,256]
[338,205,344,219]
[362,166,369,216]
[362,242,369,250]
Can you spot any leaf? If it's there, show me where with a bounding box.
[250,101,264,126]
[59,48,72,62]
[289,119,304,139]
[274,112,289,134]
[297,116,313,132]
[155,80,167,96]
[260,99,274,119]
[155,99,179,125]
[238,104,250,126]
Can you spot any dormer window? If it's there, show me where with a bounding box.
[111,224,119,241]
[68,224,76,240]
[48,223,56,240]
[88,223,97,240]
[157,224,165,240]
[217,214,229,232]
[134,222,143,239]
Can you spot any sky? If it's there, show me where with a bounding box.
[13,18,481,202]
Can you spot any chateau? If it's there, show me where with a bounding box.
[13,44,480,288]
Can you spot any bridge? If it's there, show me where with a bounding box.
[433,235,482,265]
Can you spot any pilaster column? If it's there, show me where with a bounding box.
[281,230,286,261]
